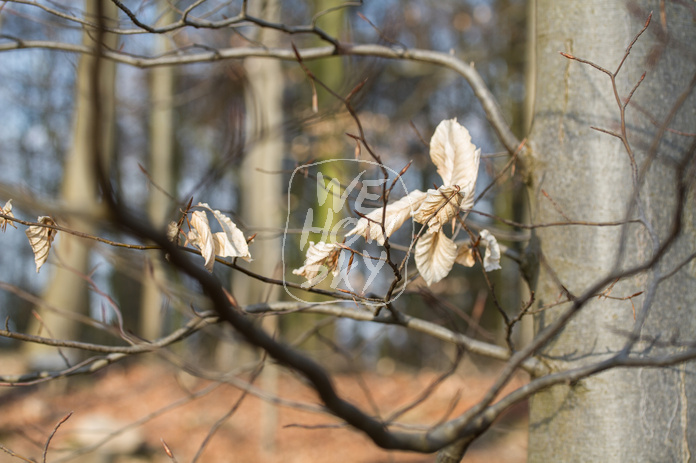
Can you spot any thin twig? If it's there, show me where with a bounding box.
[0,444,34,463]
[43,412,73,463]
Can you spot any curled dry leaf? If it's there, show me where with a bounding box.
[479,229,501,271]
[166,221,180,243]
[196,203,251,261]
[186,203,252,272]
[412,186,463,233]
[293,241,341,286]
[346,190,427,245]
[415,229,458,286]
[187,211,215,271]
[0,199,17,232]
[429,118,481,210]
[455,244,476,267]
[25,216,57,272]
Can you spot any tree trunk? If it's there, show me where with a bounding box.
[228,0,285,452]
[527,1,696,461]
[140,4,176,341]
[25,0,118,368]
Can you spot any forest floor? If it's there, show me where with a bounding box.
[0,357,528,463]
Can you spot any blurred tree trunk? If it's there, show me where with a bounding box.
[527,1,696,461]
[25,0,118,368]
[310,0,345,237]
[285,0,346,347]
[224,0,285,452]
[313,0,345,105]
[139,5,176,341]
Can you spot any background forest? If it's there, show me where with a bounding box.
[0,1,694,462]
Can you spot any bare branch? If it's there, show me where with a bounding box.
[0,39,522,157]
[43,412,73,463]
[243,301,546,375]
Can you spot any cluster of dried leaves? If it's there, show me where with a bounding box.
[0,200,252,274]
[167,202,252,272]
[294,119,501,287]
[1,120,499,288]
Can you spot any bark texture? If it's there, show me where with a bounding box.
[527,1,696,461]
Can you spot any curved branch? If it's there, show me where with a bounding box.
[0,314,219,385]
[5,0,346,41]
[115,203,503,452]
[244,301,546,375]
[449,345,696,446]
[0,313,217,354]
[0,353,126,385]
[0,39,522,157]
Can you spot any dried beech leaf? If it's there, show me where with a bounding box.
[196,203,251,262]
[25,216,57,273]
[212,232,247,259]
[186,203,252,272]
[188,210,215,272]
[0,199,17,232]
[455,244,476,267]
[166,221,180,243]
[480,229,502,271]
[415,230,458,286]
[293,241,341,286]
[412,186,463,232]
[429,118,481,209]
[346,190,427,245]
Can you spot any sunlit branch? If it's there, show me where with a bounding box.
[0,40,522,157]
[242,301,546,375]
[0,312,217,354]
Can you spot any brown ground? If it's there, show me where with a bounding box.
[0,359,527,463]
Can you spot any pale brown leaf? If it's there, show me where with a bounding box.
[196,203,251,262]
[293,241,341,286]
[415,229,458,286]
[166,221,180,243]
[0,199,17,232]
[25,216,57,273]
[346,190,427,245]
[455,244,476,267]
[429,118,481,209]
[188,210,215,272]
[412,186,463,232]
[186,204,252,272]
[480,229,501,271]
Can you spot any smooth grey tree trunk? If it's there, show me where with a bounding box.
[527,1,696,461]
[140,4,175,341]
[26,0,117,368]
[225,0,284,452]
